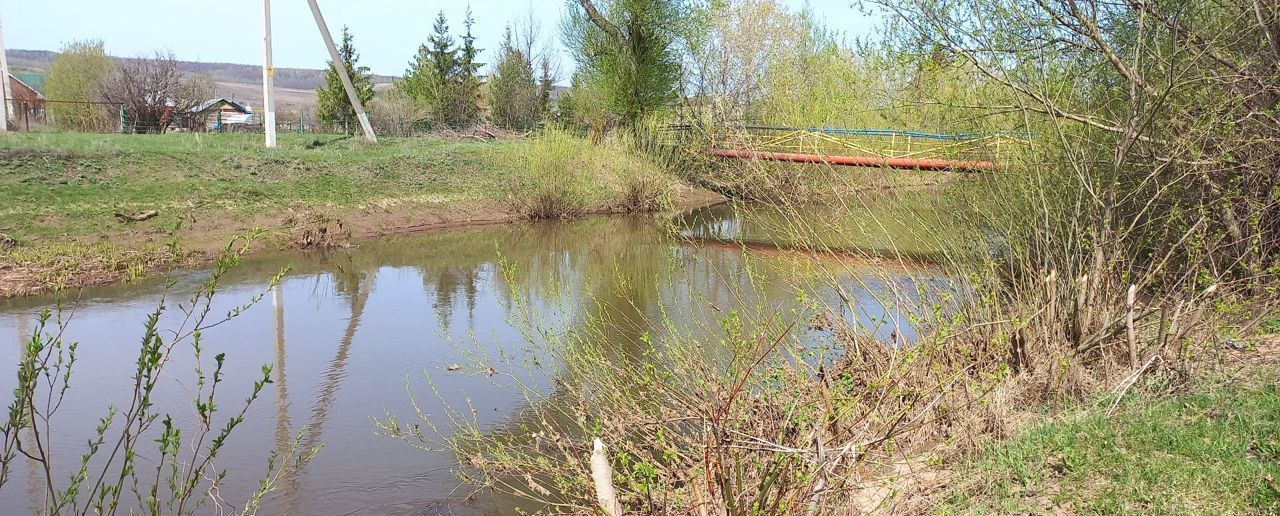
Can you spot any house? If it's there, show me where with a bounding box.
[5,72,46,130]
[185,98,256,131]
[7,72,43,103]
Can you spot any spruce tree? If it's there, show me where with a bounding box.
[401,11,466,128]
[428,11,457,85]
[316,27,375,132]
[456,6,484,126]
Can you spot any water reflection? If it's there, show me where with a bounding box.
[0,202,944,515]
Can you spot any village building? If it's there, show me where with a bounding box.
[183,98,257,132]
[5,72,46,130]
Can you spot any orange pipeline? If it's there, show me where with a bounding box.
[708,148,998,172]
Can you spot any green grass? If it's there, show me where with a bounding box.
[942,379,1280,515]
[0,131,675,240]
[0,131,679,295]
[1264,316,1280,335]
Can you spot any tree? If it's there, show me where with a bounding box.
[685,0,808,124]
[401,11,453,127]
[98,52,207,133]
[489,26,540,129]
[562,0,689,127]
[316,26,375,132]
[871,0,1280,293]
[538,54,556,117]
[401,8,484,129]
[44,40,114,131]
[455,7,484,126]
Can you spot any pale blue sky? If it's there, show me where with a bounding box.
[1,0,874,77]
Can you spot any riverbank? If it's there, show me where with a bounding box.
[0,132,723,297]
[933,336,1280,513]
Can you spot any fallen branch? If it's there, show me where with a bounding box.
[1075,306,1159,354]
[114,210,159,223]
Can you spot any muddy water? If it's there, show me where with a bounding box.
[0,200,943,515]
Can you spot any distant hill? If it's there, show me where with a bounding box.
[5,49,567,115]
[5,49,396,90]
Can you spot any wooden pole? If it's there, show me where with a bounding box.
[0,16,11,132]
[262,0,277,147]
[304,0,377,143]
[1125,285,1137,367]
[590,438,622,516]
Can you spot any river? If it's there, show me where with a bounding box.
[0,197,946,515]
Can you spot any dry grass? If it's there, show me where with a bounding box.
[503,129,676,219]
[0,240,191,297]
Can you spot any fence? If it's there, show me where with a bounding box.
[2,98,446,137]
[661,124,1031,166]
[7,99,123,133]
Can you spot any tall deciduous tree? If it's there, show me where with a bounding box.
[562,0,689,127]
[44,40,114,131]
[316,26,375,132]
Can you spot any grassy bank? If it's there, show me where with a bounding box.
[0,131,703,296]
[942,350,1280,514]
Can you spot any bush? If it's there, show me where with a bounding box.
[511,130,590,219]
[506,129,672,218]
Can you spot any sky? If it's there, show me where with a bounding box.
[1,0,875,78]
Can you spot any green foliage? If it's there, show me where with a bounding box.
[511,130,593,219]
[561,0,688,127]
[0,235,316,513]
[868,0,1280,292]
[401,9,483,129]
[316,26,375,132]
[1264,316,1280,335]
[555,73,614,132]
[501,128,674,218]
[945,381,1280,514]
[488,27,542,129]
[400,11,454,126]
[44,40,114,131]
[456,7,484,125]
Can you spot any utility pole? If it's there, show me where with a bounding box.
[261,0,277,147]
[0,16,10,132]
[304,0,376,143]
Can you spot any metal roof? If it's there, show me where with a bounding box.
[191,98,252,114]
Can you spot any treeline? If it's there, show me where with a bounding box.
[318,0,922,134]
[4,48,395,89]
[317,8,557,133]
[332,0,1003,135]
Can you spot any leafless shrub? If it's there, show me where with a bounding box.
[99,51,210,134]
